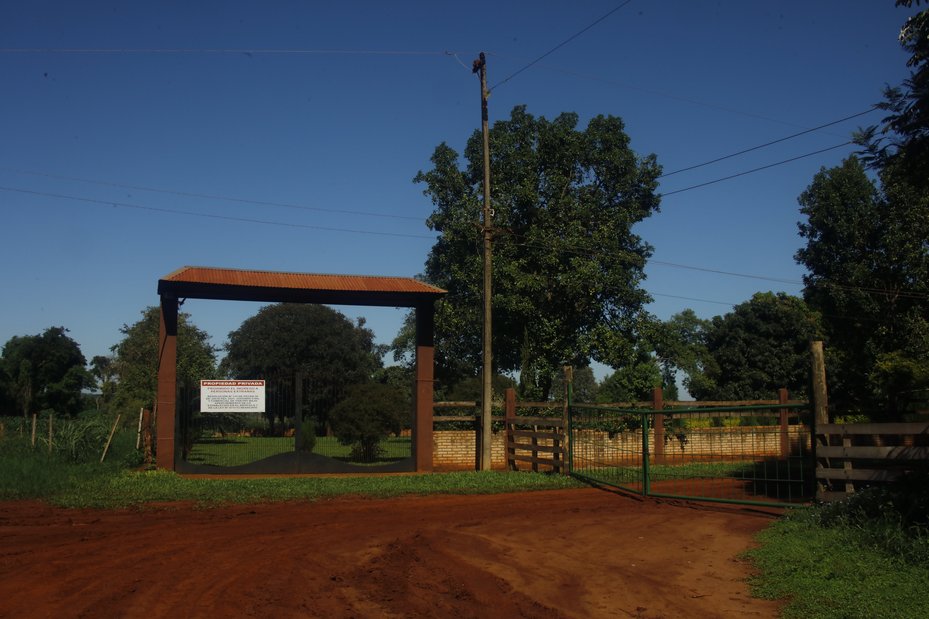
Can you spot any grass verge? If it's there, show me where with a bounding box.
[1,429,582,509]
[49,469,582,509]
[745,473,929,619]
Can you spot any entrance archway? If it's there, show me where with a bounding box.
[155,266,445,473]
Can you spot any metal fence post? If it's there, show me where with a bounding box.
[779,388,789,459]
[642,412,651,496]
[652,387,664,465]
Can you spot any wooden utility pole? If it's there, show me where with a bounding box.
[473,52,493,471]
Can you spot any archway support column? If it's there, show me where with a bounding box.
[414,303,435,472]
[156,295,178,471]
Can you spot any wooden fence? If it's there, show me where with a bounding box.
[503,388,566,474]
[815,422,929,501]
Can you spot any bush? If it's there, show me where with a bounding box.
[296,420,316,453]
[806,469,929,564]
[330,383,408,462]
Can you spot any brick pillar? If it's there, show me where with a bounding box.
[155,296,178,470]
[414,303,435,472]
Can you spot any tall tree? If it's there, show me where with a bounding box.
[597,354,664,404]
[796,157,929,416]
[90,354,118,409]
[682,293,821,401]
[857,1,929,181]
[415,105,661,399]
[0,327,90,418]
[551,366,599,404]
[111,307,217,411]
[221,304,381,382]
[221,304,383,432]
[653,309,712,397]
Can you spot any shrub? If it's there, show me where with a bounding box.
[803,469,929,565]
[330,383,408,462]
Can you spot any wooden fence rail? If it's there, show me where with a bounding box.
[816,422,929,501]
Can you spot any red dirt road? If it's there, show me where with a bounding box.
[0,489,782,618]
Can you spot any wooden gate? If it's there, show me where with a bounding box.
[504,388,567,474]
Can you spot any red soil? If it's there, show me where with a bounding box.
[0,489,782,618]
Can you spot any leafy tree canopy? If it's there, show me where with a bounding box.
[111,307,217,411]
[442,373,517,404]
[90,354,117,406]
[413,105,662,400]
[597,353,664,404]
[673,293,821,401]
[795,157,929,417]
[221,303,382,384]
[551,366,599,404]
[0,326,90,418]
[857,1,929,180]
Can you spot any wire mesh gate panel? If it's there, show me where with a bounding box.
[176,374,414,474]
[569,402,814,506]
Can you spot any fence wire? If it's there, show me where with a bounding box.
[177,376,413,473]
[569,402,814,507]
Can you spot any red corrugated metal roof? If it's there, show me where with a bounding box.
[161,266,445,295]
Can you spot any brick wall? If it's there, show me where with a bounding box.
[433,430,507,471]
[432,425,811,471]
[572,426,810,466]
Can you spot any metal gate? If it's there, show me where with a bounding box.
[176,373,414,474]
[569,400,815,507]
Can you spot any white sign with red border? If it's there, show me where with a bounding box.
[200,380,266,413]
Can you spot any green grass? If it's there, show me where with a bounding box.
[186,436,411,467]
[745,510,929,619]
[1,425,582,508]
[746,473,929,618]
[48,469,581,509]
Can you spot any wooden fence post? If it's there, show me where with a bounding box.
[31,413,37,448]
[141,408,154,467]
[810,340,829,425]
[561,365,573,475]
[100,414,122,463]
[505,388,516,471]
[652,387,664,465]
[779,388,789,459]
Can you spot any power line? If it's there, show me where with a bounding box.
[658,108,878,178]
[490,0,634,91]
[660,141,853,196]
[649,260,801,286]
[487,54,853,135]
[0,167,424,221]
[504,237,929,301]
[649,292,737,306]
[0,47,467,56]
[0,186,436,239]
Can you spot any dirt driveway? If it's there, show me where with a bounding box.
[0,488,782,618]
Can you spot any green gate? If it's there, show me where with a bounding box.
[569,400,814,507]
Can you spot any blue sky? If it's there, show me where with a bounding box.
[0,1,913,377]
